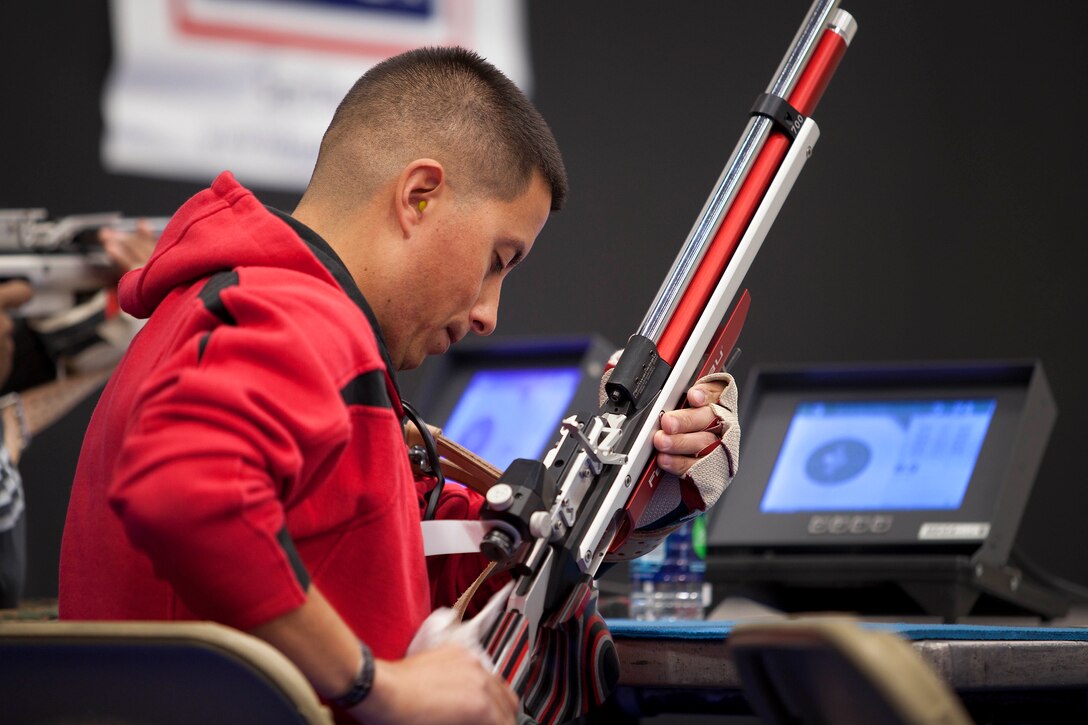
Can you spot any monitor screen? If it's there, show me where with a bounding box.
[706,362,1053,561]
[442,367,582,470]
[760,398,998,513]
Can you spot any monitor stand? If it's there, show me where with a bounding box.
[708,551,1070,622]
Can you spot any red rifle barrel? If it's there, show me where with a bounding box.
[656,26,852,366]
[610,23,853,554]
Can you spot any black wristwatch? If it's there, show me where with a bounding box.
[330,640,375,709]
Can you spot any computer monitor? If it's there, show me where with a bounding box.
[705,361,1064,619]
[410,335,615,470]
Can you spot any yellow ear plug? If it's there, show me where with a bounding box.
[418,200,428,212]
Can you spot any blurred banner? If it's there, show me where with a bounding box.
[102,0,530,190]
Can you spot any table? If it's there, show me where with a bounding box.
[608,619,1088,723]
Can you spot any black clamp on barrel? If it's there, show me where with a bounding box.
[604,335,672,414]
[750,92,805,141]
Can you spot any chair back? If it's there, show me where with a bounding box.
[0,620,333,724]
[728,618,972,725]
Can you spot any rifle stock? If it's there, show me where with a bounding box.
[0,252,116,319]
[0,209,167,318]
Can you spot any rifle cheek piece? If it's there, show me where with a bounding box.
[603,335,673,414]
[480,459,557,566]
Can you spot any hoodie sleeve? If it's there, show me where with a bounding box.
[108,270,364,630]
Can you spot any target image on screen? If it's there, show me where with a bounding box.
[760,399,998,513]
[442,367,581,471]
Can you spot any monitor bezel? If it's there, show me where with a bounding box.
[410,335,615,464]
[707,362,1044,552]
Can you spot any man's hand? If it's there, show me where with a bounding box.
[355,644,518,725]
[653,379,728,477]
[601,349,736,480]
[0,280,34,387]
[250,583,518,725]
[652,372,739,506]
[607,372,739,561]
[363,582,517,724]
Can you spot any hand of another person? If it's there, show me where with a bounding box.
[98,219,157,273]
[0,280,34,387]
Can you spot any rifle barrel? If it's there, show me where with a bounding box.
[636,0,841,356]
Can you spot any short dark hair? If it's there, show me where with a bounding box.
[311,46,567,211]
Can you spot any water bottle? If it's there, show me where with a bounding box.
[628,517,708,620]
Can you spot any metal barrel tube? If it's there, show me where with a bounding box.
[637,0,840,346]
[653,9,855,364]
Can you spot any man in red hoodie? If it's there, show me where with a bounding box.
[60,48,737,724]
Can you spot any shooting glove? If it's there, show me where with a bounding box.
[599,352,740,561]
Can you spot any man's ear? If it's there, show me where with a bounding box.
[395,159,445,237]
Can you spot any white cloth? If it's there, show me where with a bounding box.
[406,581,514,668]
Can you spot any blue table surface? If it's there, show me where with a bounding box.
[607,619,1088,642]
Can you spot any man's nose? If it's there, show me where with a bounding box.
[470,282,500,336]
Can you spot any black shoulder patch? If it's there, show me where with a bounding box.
[197,331,212,362]
[276,526,311,591]
[340,370,391,409]
[198,270,240,325]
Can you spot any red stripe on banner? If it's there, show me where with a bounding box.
[167,0,473,57]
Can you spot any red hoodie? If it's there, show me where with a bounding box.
[59,172,489,657]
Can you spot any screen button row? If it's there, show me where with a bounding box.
[808,514,893,535]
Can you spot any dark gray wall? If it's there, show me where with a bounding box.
[3,1,1085,597]
[513,1,1088,594]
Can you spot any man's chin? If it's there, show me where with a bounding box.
[397,336,452,371]
[402,347,441,371]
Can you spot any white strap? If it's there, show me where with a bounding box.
[421,519,485,557]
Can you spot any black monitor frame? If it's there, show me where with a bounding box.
[410,334,616,463]
[705,360,1063,619]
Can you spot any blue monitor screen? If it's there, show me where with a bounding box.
[442,367,582,470]
[760,399,998,513]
